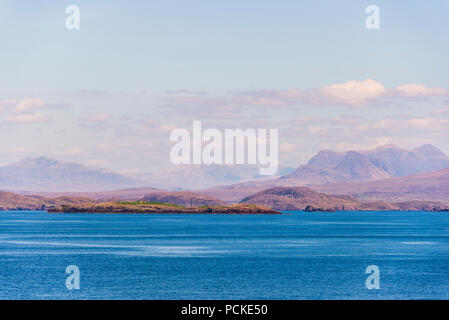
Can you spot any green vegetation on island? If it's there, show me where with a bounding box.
[47,201,281,215]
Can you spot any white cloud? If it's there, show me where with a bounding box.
[14,98,45,112]
[373,137,395,147]
[406,117,449,130]
[319,79,386,107]
[395,84,449,97]
[165,80,449,110]
[371,116,449,132]
[232,79,387,107]
[7,113,50,123]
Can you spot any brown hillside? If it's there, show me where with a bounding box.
[312,167,449,201]
[0,191,94,210]
[240,186,449,211]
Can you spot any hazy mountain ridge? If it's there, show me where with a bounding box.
[200,144,449,202]
[0,157,146,192]
[280,144,449,185]
[1,144,448,198]
[0,157,294,192]
[145,164,294,190]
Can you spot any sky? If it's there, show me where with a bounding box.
[1,0,449,175]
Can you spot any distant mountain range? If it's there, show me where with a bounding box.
[145,164,294,190]
[280,144,449,185]
[200,165,449,203]
[0,157,145,192]
[0,157,293,192]
[200,144,449,202]
[1,144,448,202]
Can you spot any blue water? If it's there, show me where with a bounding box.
[0,210,448,300]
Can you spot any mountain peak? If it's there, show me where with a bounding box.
[344,150,364,159]
[307,150,345,167]
[13,156,60,168]
[412,144,447,158]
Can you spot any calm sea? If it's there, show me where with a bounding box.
[0,210,448,299]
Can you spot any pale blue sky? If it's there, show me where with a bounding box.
[0,1,448,173]
[1,0,449,91]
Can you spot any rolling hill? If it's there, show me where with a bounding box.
[0,191,94,210]
[240,186,449,211]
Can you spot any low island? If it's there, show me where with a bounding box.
[47,201,281,215]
